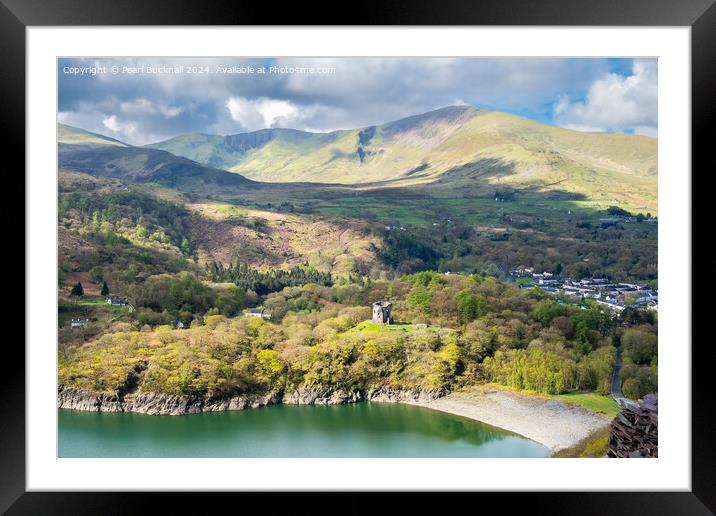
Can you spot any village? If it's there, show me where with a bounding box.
[510,266,658,313]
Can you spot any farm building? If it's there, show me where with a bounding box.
[106,295,129,306]
[70,318,89,329]
[243,307,272,320]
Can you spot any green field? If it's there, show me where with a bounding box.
[485,383,621,418]
[347,321,419,334]
[77,296,125,309]
[556,392,621,418]
[317,202,434,225]
[294,188,656,231]
[514,277,536,287]
[213,204,249,218]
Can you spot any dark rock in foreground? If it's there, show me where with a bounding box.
[607,393,658,458]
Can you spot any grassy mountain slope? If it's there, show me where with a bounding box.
[147,106,657,209]
[58,123,128,147]
[146,128,342,171]
[59,124,256,192]
[415,111,657,208]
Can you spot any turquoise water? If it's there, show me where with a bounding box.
[58,403,549,458]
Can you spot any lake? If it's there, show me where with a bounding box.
[58,403,549,458]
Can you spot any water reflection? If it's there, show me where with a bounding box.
[59,403,549,458]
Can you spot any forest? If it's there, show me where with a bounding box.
[205,259,333,295]
[59,271,658,402]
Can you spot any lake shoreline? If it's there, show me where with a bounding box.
[57,384,447,416]
[58,384,610,452]
[401,385,612,452]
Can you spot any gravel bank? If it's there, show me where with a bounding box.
[406,386,612,452]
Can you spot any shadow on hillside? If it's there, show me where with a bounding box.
[434,158,518,182]
[300,157,521,189]
[237,157,589,210]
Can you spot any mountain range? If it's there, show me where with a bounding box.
[58,105,657,208]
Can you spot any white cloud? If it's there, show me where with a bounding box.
[102,115,140,141]
[160,105,183,118]
[226,96,300,131]
[561,124,607,133]
[119,98,183,119]
[553,59,657,137]
[120,98,155,115]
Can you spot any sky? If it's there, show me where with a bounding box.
[58,57,658,146]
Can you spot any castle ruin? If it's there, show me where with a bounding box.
[372,301,393,324]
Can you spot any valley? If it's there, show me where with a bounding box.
[56,104,658,458]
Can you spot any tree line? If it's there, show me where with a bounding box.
[205,259,333,296]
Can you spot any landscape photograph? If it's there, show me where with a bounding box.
[56,57,658,458]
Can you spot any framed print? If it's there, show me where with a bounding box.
[4,0,714,512]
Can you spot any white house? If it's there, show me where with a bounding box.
[70,318,89,329]
[244,307,272,320]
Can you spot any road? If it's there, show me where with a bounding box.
[611,347,639,410]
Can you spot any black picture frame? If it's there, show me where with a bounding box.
[4,0,713,512]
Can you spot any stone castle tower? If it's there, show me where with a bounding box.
[372,301,393,324]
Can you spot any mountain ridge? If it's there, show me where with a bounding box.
[143,105,657,209]
[58,123,129,147]
[59,105,657,209]
[58,124,257,192]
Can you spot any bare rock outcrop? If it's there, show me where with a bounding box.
[57,385,281,416]
[58,383,449,415]
[367,386,448,403]
[283,386,365,405]
[281,385,449,406]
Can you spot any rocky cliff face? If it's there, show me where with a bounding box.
[57,385,281,416]
[58,384,448,415]
[367,386,448,403]
[283,386,365,405]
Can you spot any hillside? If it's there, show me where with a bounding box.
[57,170,381,282]
[59,124,256,192]
[58,271,635,399]
[147,106,657,209]
[58,123,128,147]
[57,112,658,285]
[146,128,342,170]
